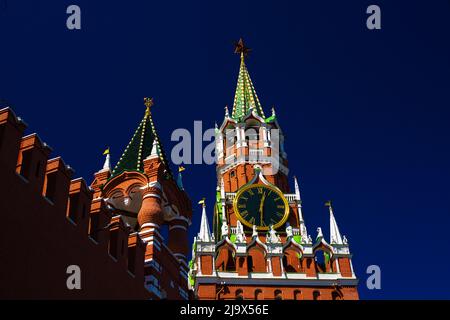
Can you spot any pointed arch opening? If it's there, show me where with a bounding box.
[247,244,266,273]
[216,244,236,272]
[314,249,333,273]
[282,247,302,273]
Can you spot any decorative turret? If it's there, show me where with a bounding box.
[197,199,212,242]
[327,200,344,245]
[294,176,309,242]
[102,147,111,172]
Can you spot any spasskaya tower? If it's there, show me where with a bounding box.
[189,39,359,300]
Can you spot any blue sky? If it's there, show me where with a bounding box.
[1,0,450,299]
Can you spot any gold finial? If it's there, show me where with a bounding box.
[234,38,251,58]
[144,97,154,115]
[198,198,206,208]
[325,200,333,208]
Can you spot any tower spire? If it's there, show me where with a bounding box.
[326,201,344,245]
[198,199,212,242]
[111,97,172,178]
[294,176,308,242]
[232,38,265,120]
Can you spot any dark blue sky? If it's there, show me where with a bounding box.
[1,1,450,299]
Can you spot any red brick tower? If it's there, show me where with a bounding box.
[91,98,192,299]
[189,40,359,300]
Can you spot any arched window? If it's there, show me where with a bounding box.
[294,290,302,300]
[255,289,263,300]
[216,247,236,272]
[274,290,283,300]
[282,248,301,273]
[313,290,321,300]
[247,246,266,272]
[235,289,244,300]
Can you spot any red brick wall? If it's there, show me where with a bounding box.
[0,108,150,299]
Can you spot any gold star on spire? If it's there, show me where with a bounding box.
[144,97,154,115]
[234,38,252,57]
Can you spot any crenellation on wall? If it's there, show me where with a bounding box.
[0,107,151,299]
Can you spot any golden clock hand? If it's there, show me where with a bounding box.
[259,192,266,225]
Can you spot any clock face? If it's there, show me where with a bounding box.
[233,184,289,230]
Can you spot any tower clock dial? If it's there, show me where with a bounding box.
[233,184,289,231]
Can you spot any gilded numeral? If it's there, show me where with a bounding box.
[276,212,284,218]
[257,187,263,194]
[274,197,281,201]
[277,205,284,209]
[238,204,246,209]
[247,189,254,196]
[249,217,256,225]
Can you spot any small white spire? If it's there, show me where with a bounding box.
[198,201,212,242]
[102,153,111,172]
[294,176,308,241]
[148,139,160,159]
[294,176,301,201]
[329,204,344,245]
[271,107,276,117]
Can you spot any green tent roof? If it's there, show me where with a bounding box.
[231,53,266,121]
[111,105,172,179]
